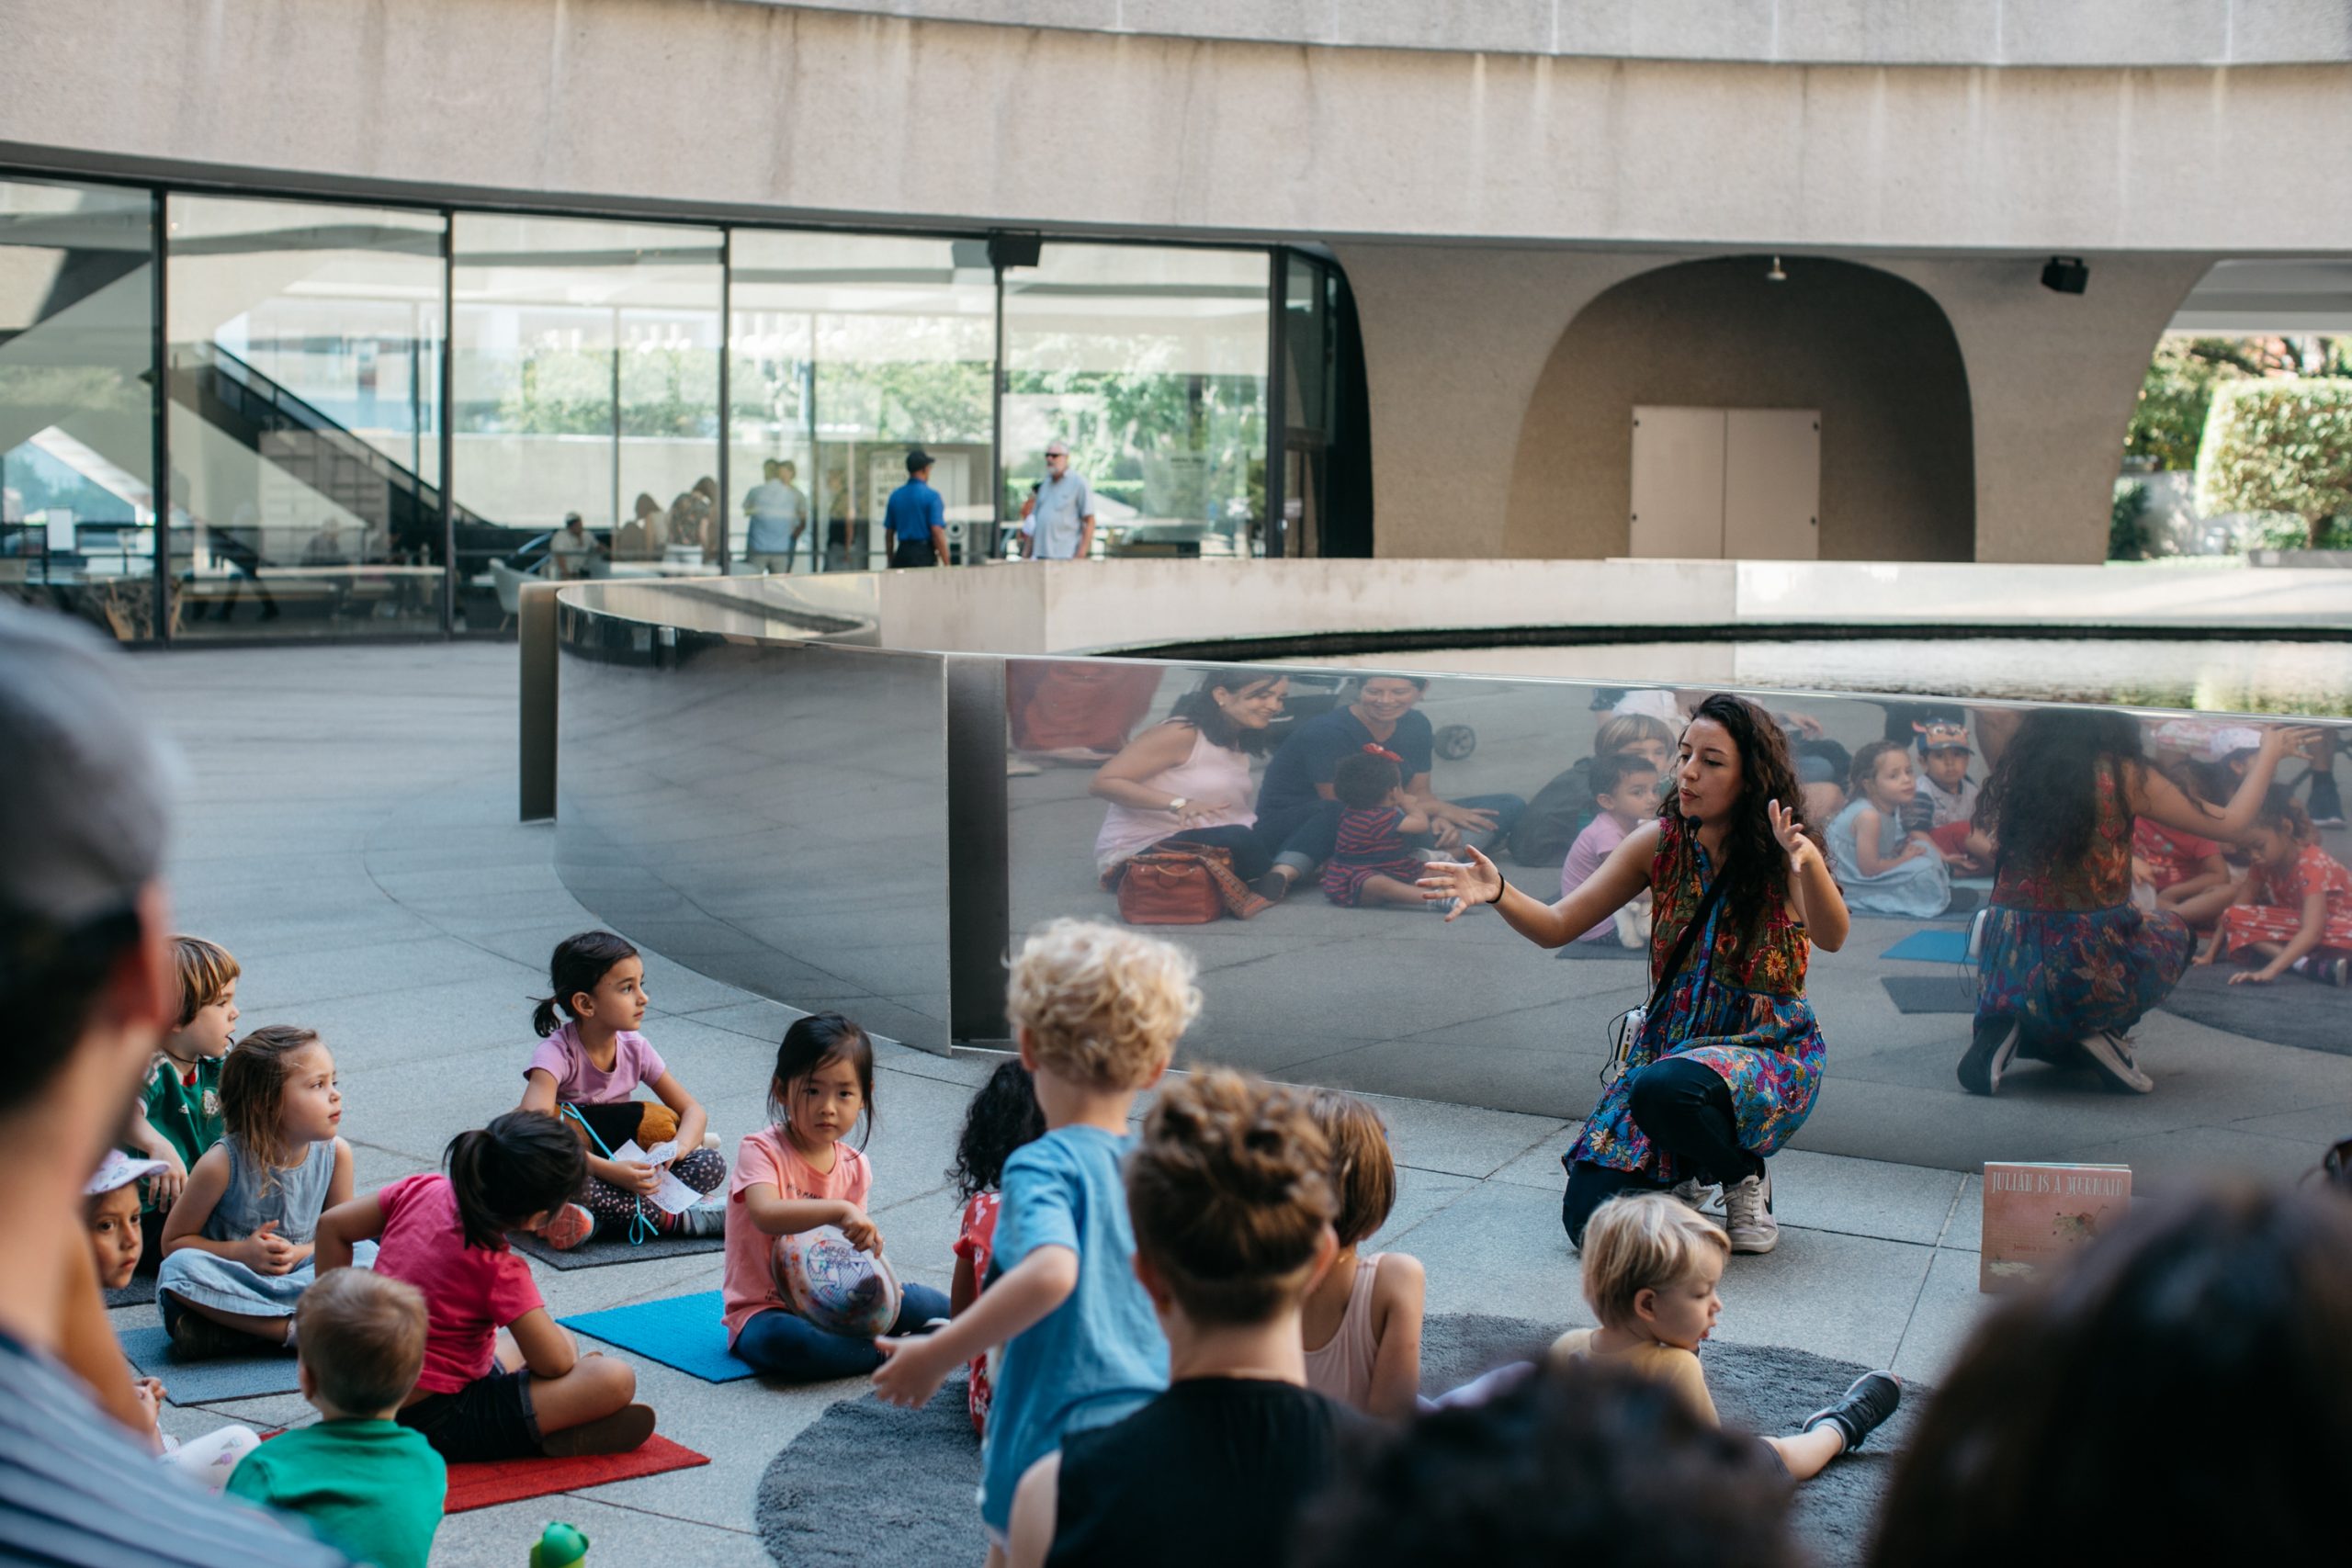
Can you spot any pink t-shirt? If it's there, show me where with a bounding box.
[1562,811,1631,941]
[370,1173,544,1394]
[722,1126,872,1342]
[526,1021,667,1105]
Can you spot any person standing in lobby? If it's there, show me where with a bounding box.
[886,450,950,569]
[741,459,808,573]
[1020,442,1096,561]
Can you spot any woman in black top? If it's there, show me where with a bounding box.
[1006,1067,1352,1568]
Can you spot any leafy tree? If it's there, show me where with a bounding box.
[2197,378,2352,549]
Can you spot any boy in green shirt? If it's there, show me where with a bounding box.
[228,1269,446,1568]
[120,936,239,1262]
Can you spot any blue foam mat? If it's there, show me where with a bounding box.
[560,1290,756,1383]
[1880,929,1970,964]
[118,1325,302,1404]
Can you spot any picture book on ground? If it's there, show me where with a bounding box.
[1980,1162,2132,1292]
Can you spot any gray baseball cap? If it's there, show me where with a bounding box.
[0,604,173,942]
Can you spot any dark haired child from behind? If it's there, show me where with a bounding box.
[518,931,727,1247]
[316,1111,652,1461]
[225,1269,446,1568]
[1323,749,1444,911]
[722,1013,956,1380]
[949,1061,1048,1435]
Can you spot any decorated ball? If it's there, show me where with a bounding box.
[772,1224,901,1337]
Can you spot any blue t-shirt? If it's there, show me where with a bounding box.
[978,1124,1168,1530]
[1256,706,1435,825]
[884,479,945,540]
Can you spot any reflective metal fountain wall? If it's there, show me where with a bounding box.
[555,574,2352,1186]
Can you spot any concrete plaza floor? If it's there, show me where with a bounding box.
[119,642,2003,1566]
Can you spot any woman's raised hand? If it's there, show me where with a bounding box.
[2263,725,2327,761]
[1417,845,1500,919]
[1768,799,1821,876]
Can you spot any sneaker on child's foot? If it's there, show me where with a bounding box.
[1803,1371,1903,1453]
[2080,1030,2154,1094]
[541,1403,657,1458]
[1722,1171,1779,1254]
[540,1201,598,1251]
[674,1200,727,1238]
[167,1307,254,1362]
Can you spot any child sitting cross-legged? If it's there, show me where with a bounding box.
[1556,1192,1899,1482]
[82,1150,261,1492]
[722,1013,955,1380]
[1299,1090,1424,1420]
[225,1269,446,1568]
[1561,752,1662,944]
[1323,748,1443,911]
[519,931,727,1247]
[872,919,1193,1567]
[2195,788,2352,987]
[1826,741,1959,919]
[120,935,243,1269]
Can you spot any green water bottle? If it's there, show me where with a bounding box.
[530,1522,589,1568]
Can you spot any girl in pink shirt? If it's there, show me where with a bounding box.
[517,931,727,1247]
[316,1111,653,1461]
[724,1014,954,1381]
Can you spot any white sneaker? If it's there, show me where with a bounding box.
[1668,1179,1715,1213]
[2080,1030,2154,1094]
[1723,1171,1780,1254]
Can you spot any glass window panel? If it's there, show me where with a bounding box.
[452,215,720,624]
[165,194,447,637]
[1003,244,1270,559]
[0,178,158,639]
[729,231,994,571]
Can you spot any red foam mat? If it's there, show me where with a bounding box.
[444,1434,709,1514]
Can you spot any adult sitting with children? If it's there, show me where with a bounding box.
[1420,694,1851,1258]
[1252,675,1526,903]
[1090,670,1309,893]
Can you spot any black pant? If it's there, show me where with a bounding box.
[1157,823,1274,883]
[890,536,937,568]
[1560,1057,1761,1247]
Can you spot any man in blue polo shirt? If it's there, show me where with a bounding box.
[885,449,950,568]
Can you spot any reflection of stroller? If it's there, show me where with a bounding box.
[1264,673,1477,760]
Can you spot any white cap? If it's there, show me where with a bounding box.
[85,1148,168,1196]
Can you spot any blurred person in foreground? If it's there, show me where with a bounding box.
[0,603,347,1564]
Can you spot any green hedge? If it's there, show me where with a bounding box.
[2197,378,2352,549]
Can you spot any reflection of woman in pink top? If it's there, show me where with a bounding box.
[1090,670,1289,881]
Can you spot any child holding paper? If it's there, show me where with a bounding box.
[518,931,726,1245]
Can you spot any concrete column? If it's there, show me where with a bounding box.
[1883,253,2215,563]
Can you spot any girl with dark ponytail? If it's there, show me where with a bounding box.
[518,931,728,1249]
[1420,694,1851,1260]
[314,1111,655,1462]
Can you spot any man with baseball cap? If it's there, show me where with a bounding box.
[884,448,950,569]
[0,604,347,1564]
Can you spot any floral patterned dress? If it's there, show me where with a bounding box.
[2216,842,2352,957]
[1566,814,1825,1183]
[1977,762,2192,1042]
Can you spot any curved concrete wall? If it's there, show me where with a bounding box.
[1510,255,1975,561]
[764,0,2352,67]
[4,0,2351,252]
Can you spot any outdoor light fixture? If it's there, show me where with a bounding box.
[2041,255,2089,294]
[1766,256,1787,282]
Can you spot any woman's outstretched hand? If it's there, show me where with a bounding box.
[2264,725,2327,761]
[1768,799,1822,878]
[1417,846,1501,922]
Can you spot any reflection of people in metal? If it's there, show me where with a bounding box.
[1090,671,1327,885]
[1419,694,1851,1259]
[1009,662,1164,764]
[1020,442,1095,561]
[1253,676,1525,903]
[2196,791,2352,987]
[1962,710,2314,1098]
[885,451,949,569]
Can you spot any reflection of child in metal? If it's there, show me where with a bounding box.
[1323,749,1440,910]
[947,1060,1047,1438]
[2132,767,2233,925]
[1904,723,1990,875]
[2197,790,2352,987]
[1826,743,1960,919]
[1562,752,1661,943]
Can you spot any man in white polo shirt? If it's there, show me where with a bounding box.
[1020,442,1095,560]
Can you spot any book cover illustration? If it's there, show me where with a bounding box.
[1979,1162,2132,1293]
